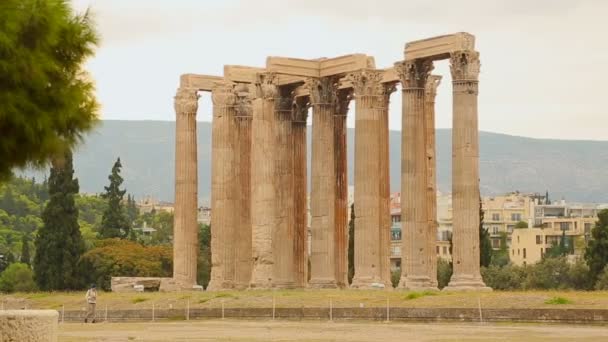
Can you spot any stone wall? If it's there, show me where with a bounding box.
[59,307,608,324]
[0,310,58,342]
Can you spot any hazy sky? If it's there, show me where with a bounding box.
[72,0,607,140]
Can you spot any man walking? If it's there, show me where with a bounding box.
[85,284,97,323]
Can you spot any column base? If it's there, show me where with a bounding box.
[398,275,437,291]
[272,281,299,289]
[308,278,338,289]
[350,275,390,290]
[164,278,202,292]
[207,280,249,291]
[444,274,492,292]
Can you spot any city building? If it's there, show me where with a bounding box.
[197,206,211,225]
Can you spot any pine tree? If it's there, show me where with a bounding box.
[347,203,355,284]
[99,158,130,239]
[33,151,84,290]
[0,0,99,180]
[20,234,31,266]
[586,209,608,282]
[479,198,493,267]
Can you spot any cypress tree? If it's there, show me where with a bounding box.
[34,151,84,290]
[347,203,355,284]
[99,158,130,239]
[20,234,31,266]
[479,197,493,267]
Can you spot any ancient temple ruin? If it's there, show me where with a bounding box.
[172,32,490,291]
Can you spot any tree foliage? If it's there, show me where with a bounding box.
[0,0,99,180]
[20,233,31,265]
[198,224,211,288]
[0,262,36,292]
[437,258,453,289]
[80,238,172,290]
[99,158,130,239]
[33,151,84,290]
[585,209,608,282]
[347,203,355,284]
[479,198,492,267]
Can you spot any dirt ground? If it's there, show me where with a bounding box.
[58,320,608,342]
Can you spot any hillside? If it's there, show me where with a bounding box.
[21,120,608,203]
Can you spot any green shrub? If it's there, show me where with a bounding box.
[523,257,570,290]
[595,266,608,290]
[481,264,525,290]
[437,259,452,289]
[391,270,400,288]
[79,239,172,290]
[0,262,36,292]
[545,297,572,305]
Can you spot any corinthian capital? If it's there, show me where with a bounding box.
[425,75,442,100]
[394,59,434,89]
[305,77,339,106]
[174,87,199,115]
[234,83,254,118]
[345,70,385,97]
[449,50,480,81]
[211,81,237,107]
[255,73,278,99]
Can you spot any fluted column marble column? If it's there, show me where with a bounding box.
[250,74,279,289]
[272,86,297,288]
[173,87,199,288]
[309,77,339,288]
[379,83,396,287]
[334,89,352,288]
[445,51,490,291]
[425,75,441,288]
[234,84,254,289]
[208,82,238,291]
[293,97,309,287]
[349,70,391,289]
[396,59,436,290]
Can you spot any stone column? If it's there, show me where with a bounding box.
[396,59,436,290]
[334,89,352,288]
[272,86,297,288]
[250,74,279,289]
[445,51,490,291]
[309,77,339,288]
[234,84,254,289]
[208,82,238,291]
[379,83,396,287]
[173,87,199,288]
[425,75,441,287]
[349,70,391,289]
[293,97,309,287]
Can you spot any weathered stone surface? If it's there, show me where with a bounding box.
[309,77,340,289]
[396,59,436,290]
[348,70,392,289]
[0,310,58,342]
[404,32,475,61]
[208,81,239,291]
[179,74,223,91]
[173,87,199,287]
[445,50,490,291]
[425,75,442,287]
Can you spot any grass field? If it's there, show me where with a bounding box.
[2,290,608,312]
[58,320,608,341]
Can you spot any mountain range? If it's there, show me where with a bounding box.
[22,120,608,203]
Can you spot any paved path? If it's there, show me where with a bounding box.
[59,320,608,341]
